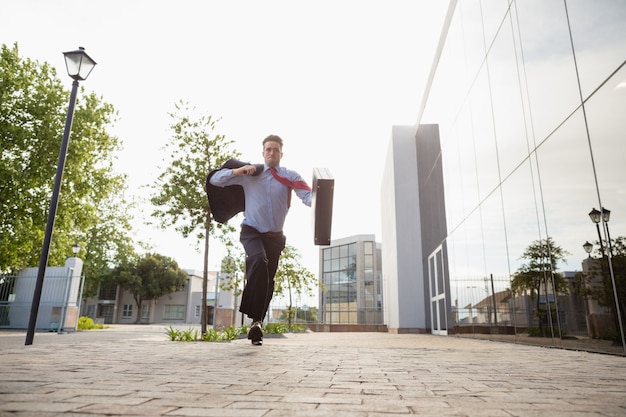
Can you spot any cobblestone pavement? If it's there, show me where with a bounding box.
[1,325,625,416]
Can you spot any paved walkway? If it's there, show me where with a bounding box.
[1,325,625,416]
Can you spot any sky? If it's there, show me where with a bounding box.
[1,1,449,277]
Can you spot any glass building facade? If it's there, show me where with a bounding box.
[416,0,626,354]
[319,235,383,326]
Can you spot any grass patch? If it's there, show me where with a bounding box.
[165,322,308,342]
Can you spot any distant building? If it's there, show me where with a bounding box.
[318,235,383,327]
[81,270,237,327]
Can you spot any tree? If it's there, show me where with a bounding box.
[279,306,319,324]
[273,245,318,329]
[0,43,135,283]
[150,101,239,334]
[511,237,570,335]
[107,253,187,323]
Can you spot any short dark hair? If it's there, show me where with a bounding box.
[263,135,283,149]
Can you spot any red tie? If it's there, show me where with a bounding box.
[269,167,311,207]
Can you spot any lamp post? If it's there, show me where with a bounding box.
[587,207,625,354]
[25,47,96,346]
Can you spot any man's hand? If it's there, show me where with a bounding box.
[233,165,257,176]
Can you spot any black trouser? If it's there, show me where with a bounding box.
[239,225,286,322]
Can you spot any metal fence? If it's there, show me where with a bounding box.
[451,274,625,356]
[0,272,84,331]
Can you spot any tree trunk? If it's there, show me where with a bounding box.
[287,279,293,330]
[134,294,142,324]
[201,216,211,336]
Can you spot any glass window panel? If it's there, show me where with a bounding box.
[339,256,348,271]
[429,256,437,298]
[566,0,626,99]
[488,14,531,180]
[436,250,445,296]
[584,64,626,236]
[514,0,580,143]
[534,110,599,271]
[348,254,357,270]
[470,67,500,201]
[459,209,487,279]
[442,116,475,228]
[459,0,487,82]
[501,160,543,275]
[364,254,373,269]
[348,243,356,257]
[480,190,508,277]
[456,106,481,218]
[339,244,348,258]
[364,241,373,254]
[480,0,510,47]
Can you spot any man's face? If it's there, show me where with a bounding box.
[263,141,283,168]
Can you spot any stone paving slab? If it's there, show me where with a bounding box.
[0,326,625,416]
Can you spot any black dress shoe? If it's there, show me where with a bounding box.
[248,321,263,345]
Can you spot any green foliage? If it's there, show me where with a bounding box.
[77,316,103,330]
[164,323,303,343]
[166,326,200,341]
[150,100,240,242]
[166,325,243,342]
[279,306,319,323]
[0,43,135,281]
[511,237,570,298]
[150,101,241,333]
[511,237,570,332]
[108,253,187,322]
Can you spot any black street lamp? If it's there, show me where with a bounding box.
[587,207,625,354]
[71,243,81,257]
[589,208,605,254]
[25,48,96,346]
[583,241,593,257]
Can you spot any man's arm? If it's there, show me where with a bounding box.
[209,165,259,187]
[295,187,312,207]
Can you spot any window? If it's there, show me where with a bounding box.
[122,304,133,318]
[195,305,201,318]
[141,303,150,320]
[98,284,117,300]
[164,305,185,320]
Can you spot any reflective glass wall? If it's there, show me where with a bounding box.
[421,0,626,354]
[319,236,383,325]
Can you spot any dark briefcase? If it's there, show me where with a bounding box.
[312,168,334,246]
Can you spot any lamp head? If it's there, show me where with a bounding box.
[583,241,593,255]
[71,243,81,255]
[63,47,96,81]
[588,208,602,224]
[601,207,611,223]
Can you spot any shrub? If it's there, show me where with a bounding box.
[77,316,104,330]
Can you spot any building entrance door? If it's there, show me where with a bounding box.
[99,304,114,324]
[428,246,447,335]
